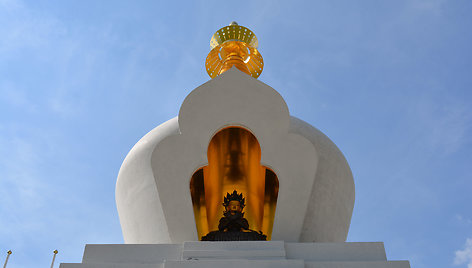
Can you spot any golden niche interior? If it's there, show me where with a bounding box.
[190,127,279,240]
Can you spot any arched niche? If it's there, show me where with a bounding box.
[190,127,279,240]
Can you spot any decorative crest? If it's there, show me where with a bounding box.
[223,190,245,208]
[205,22,264,79]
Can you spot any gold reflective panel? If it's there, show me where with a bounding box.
[209,23,259,50]
[190,127,279,240]
[205,22,264,79]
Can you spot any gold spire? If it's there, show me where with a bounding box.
[205,22,264,79]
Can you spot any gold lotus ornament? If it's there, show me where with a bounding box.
[205,22,264,79]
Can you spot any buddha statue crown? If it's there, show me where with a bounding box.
[223,190,245,209]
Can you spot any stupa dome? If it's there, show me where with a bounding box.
[116,68,354,243]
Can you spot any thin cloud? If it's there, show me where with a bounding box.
[411,94,471,155]
[455,215,472,225]
[0,0,65,54]
[454,238,472,268]
[410,0,446,16]
[0,0,22,10]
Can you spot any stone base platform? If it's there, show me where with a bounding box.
[60,241,410,268]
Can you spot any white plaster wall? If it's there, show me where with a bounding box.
[290,117,355,242]
[116,117,179,243]
[116,68,354,243]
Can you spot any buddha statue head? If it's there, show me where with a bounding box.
[223,190,245,216]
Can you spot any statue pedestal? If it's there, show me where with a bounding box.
[60,241,410,268]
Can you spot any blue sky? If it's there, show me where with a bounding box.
[1,0,471,267]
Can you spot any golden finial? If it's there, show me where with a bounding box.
[205,22,264,79]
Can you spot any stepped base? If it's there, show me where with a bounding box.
[60,241,410,268]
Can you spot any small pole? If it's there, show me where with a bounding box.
[3,250,12,268]
[50,250,58,268]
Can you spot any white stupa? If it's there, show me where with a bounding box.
[60,23,410,268]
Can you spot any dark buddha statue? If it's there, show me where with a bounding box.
[218,191,249,232]
[201,190,266,241]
